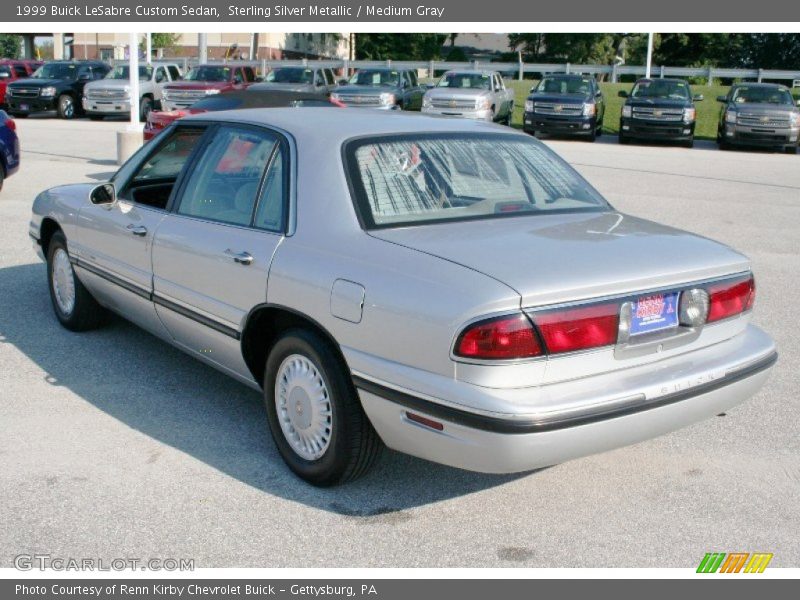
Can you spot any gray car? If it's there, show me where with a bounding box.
[717,83,800,153]
[248,66,336,95]
[422,70,514,124]
[331,68,425,110]
[83,62,182,121]
[29,109,776,486]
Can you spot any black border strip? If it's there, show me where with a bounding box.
[353,350,777,434]
[73,257,240,340]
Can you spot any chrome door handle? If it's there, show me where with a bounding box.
[224,250,253,265]
[127,225,147,237]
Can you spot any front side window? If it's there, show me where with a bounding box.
[345,133,609,229]
[117,127,205,209]
[176,126,279,227]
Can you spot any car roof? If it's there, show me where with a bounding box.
[184,107,526,144]
[444,70,497,76]
[543,73,590,79]
[635,78,688,84]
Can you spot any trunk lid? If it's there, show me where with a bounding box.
[370,211,750,308]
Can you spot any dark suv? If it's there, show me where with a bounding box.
[523,74,605,141]
[6,60,110,119]
[717,83,800,154]
[618,78,703,148]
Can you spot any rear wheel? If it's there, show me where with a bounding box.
[56,94,75,119]
[263,328,382,486]
[0,166,5,192]
[46,231,108,331]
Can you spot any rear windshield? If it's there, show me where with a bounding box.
[266,68,313,84]
[731,86,794,105]
[631,80,690,100]
[345,133,609,229]
[537,77,592,95]
[437,72,491,90]
[188,96,244,111]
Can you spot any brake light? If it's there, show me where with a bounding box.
[532,302,620,354]
[454,314,543,360]
[707,275,755,322]
[4,117,15,132]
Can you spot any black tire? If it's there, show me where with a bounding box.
[619,132,630,145]
[139,96,152,122]
[263,328,382,486]
[0,166,5,192]
[785,145,798,155]
[11,112,27,118]
[56,94,76,119]
[586,127,597,142]
[682,136,695,149]
[46,231,108,331]
[504,105,513,126]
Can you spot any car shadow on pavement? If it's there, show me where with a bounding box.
[0,262,526,514]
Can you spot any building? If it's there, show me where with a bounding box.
[19,33,353,62]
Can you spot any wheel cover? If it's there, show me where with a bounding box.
[62,97,74,117]
[274,354,332,461]
[51,248,76,315]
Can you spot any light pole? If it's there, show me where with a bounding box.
[645,32,654,79]
[117,32,143,165]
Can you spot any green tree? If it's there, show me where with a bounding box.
[737,33,800,69]
[149,33,180,52]
[509,33,646,65]
[355,33,447,60]
[0,34,22,59]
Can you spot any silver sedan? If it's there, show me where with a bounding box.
[29,109,777,486]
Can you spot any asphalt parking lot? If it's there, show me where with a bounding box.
[1,116,798,568]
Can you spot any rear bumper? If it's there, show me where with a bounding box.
[523,113,596,135]
[621,117,695,140]
[356,324,776,473]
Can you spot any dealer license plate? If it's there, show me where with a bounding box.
[629,292,679,336]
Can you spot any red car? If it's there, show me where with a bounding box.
[144,89,344,141]
[160,64,258,112]
[0,59,43,107]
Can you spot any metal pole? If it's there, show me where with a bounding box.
[145,33,151,63]
[645,32,654,79]
[198,33,208,63]
[129,32,140,128]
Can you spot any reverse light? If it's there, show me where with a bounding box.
[455,314,543,360]
[707,276,755,323]
[532,302,620,355]
[678,288,710,327]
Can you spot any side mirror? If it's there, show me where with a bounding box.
[338,79,348,86]
[0,72,9,79]
[796,99,800,107]
[716,95,727,103]
[90,183,116,206]
[618,90,628,98]
[80,74,92,81]
[693,94,704,102]
[595,90,603,98]
[426,83,435,89]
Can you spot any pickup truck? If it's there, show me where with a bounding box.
[331,67,425,110]
[161,64,257,111]
[421,70,514,124]
[83,62,182,121]
[618,78,703,148]
[523,73,604,141]
[0,59,43,108]
[717,83,800,154]
[248,66,337,95]
[6,60,111,119]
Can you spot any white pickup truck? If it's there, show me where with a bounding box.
[83,62,182,121]
[421,70,515,124]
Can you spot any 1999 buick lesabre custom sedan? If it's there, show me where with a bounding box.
[29,109,777,486]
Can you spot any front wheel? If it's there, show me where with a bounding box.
[682,136,695,149]
[56,94,75,119]
[264,329,382,486]
[47,231,108,331]
[619,132,630,145]
[139,96,152,122]
[785,145,798,155]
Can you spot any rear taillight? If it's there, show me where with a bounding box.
[454,314,543,360]
[707,275,755,322]
[532,302,620,354]
[4,117,16,132]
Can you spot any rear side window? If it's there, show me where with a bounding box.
[345,133,608,229]
[176,126,278,227]
[253,147,286,232]
[243,67,256,82]
[14,65,28,77]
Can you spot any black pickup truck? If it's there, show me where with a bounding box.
[618,78,703,148]
[6,60,110,119]
[523,74,605,141]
